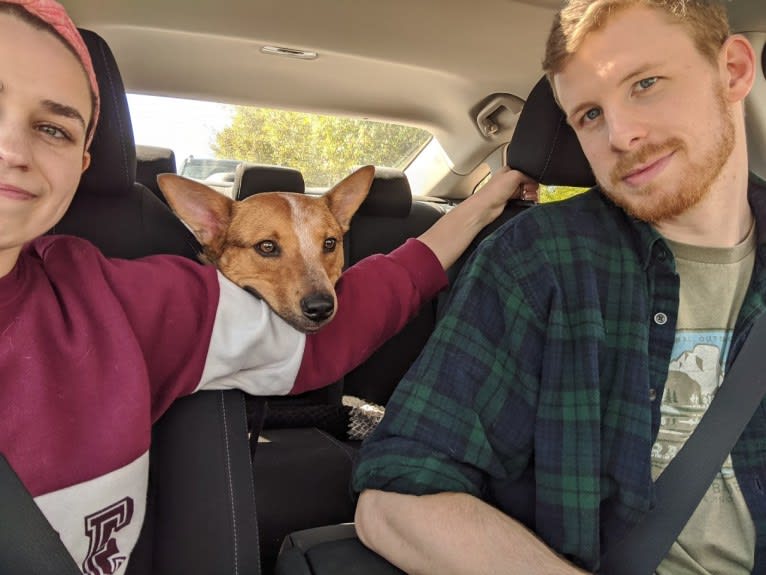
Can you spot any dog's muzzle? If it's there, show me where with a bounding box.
[300,293,335,322]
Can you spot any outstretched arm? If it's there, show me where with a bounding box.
[292,168,538,394]
[418,167,538,269]
[356,489,588,575]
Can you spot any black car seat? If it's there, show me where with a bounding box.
[437,74,597,317]
[235,162,306,200]
[135,144,177,205]
[252,167,446,572]
[50,29,263,575]
[505,76,595,188]
[272,75,596,574]
[342,167,446,405]
[228,162,350,573]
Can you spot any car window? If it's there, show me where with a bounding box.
[128,93,431,190]
[539,185,589,203]
[179,158,241,180]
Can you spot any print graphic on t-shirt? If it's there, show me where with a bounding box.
[652,330,735,483]
[82,497,135,575]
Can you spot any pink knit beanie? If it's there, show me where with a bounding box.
[3,0,100,147]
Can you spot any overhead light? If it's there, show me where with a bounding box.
[260,45,318,60]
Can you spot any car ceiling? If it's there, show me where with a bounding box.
[64,0,766,177]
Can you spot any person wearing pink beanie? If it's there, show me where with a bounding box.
[1,0,99,147]
[0,0,534,572]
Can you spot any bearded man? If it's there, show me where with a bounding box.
[353,1,766,573]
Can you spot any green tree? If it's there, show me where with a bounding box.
[212,107,430,187]
[539,185,589,203]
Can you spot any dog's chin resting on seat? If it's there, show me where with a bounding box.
[158,166,375,333]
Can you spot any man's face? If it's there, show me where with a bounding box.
[0,13,91,273]
[553,6,735,224]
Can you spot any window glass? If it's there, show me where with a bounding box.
[127,94,431,190]
[538,185,589,203]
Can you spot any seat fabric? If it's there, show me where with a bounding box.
[343,167,444,404]
[253,167,444,572]
[136,145,177,205]
[505,76,595,187]
[235,163,306,200]
[50,28,262,575]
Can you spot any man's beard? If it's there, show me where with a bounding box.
[598,83,735,224]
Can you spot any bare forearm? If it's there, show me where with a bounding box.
[356,490,588,575]
[416,168,537,269]
[416,194,493,269]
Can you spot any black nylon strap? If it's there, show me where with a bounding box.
[598,313,766,574]
[0,453,81,574]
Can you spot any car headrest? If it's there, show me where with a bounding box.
[137,145,177,177]
[506,76,596,188]
[76,29,137,197]
[136,145,177,203]
[235,163,305,201]
[356,167,412,218]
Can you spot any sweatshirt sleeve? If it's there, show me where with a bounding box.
[194,237,446,397]
[291,237,447,394]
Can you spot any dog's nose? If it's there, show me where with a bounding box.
[301,294,335,322]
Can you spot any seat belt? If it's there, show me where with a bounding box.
[0,453,81,574]
[598,312,766,575]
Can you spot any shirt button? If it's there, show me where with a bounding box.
[654,312,668,325]
[657,249,667,261]
[649,388,657,402]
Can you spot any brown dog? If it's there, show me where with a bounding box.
[158,166,374,333]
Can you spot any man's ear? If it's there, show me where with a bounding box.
[81,151,91,173]
[720,34,756,103]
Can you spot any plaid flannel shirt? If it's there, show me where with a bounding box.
[353,174,766,572]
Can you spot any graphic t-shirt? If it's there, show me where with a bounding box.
[653,225,757,574]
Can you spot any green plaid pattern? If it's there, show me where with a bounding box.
[353,175,766,572]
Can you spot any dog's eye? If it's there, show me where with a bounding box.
[323,238,337,252]
[255,240,280,257]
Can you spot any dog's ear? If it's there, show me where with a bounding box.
[323,165,374,233]
[157,174,233,249]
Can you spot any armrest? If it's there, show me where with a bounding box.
[275,523,404,575]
